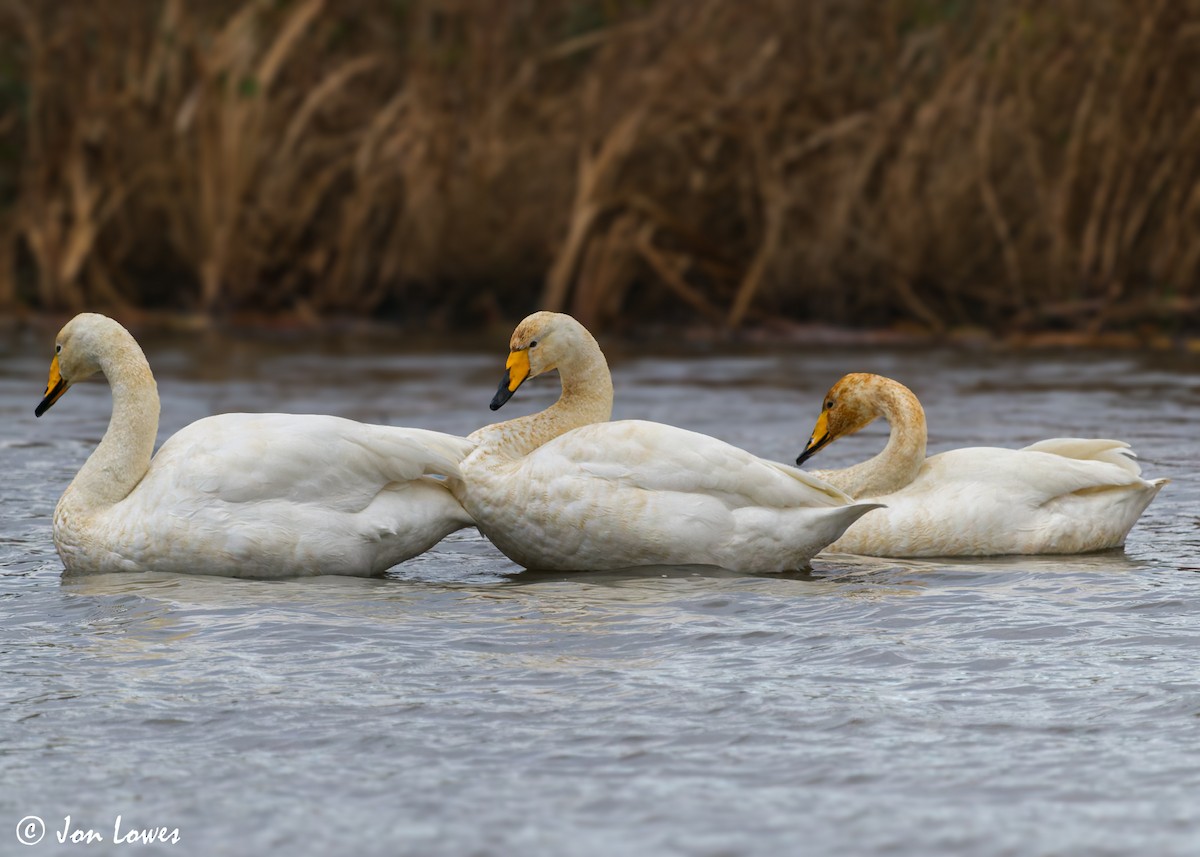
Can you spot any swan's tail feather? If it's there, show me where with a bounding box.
[414,438,477,493]
[366,427,476,492]
[812,502,885,549]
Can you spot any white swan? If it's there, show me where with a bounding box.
[458,312,881,572]
[795,373,1167,556]
[35,313,475,577]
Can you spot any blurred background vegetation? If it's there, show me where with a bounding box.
[0,0,1198,335]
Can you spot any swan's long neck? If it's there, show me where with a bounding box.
[60,336,160,517]
[819,381,926,498]
[474,346,614,459]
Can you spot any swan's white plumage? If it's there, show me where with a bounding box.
[799,374,1166,557]
[459,312,881,572]
[40,313,475,577]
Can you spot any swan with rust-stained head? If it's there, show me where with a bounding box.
[795,373,1167,556]
[457,312,882,573]
[35,313,476,577]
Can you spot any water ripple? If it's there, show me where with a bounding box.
[2,332,1197,856]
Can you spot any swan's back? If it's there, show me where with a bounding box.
[541,421,849,502]
[151,414,473,503]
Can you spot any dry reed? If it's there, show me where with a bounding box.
[1,0,1198,334]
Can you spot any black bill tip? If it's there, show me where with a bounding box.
[795,435,829,466]
[35,380,67,418]
[490,372,515,411]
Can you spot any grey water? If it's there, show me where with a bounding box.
[1,323,1198,857]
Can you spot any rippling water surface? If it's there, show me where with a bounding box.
[1,324,1197,856]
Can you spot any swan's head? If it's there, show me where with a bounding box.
[35,313,132,417]
[796,373,891,465]
[489,312,597,410]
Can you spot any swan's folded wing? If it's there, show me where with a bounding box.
[149,414,474,511]
[542,420,852,509]
[926,446,1151,506]
[1019,437,1142,476]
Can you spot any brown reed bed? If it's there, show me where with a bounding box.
[1,0,1198,335]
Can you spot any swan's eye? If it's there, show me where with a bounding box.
[529,340,538,349]
[55,344,62,354]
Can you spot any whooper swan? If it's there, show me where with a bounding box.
[795,373,1167,557]
[457,312,882,572]
[35,313,475,577]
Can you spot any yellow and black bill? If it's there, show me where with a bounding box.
[795,410,832,466]
[489,348,532,411]
[35,356,69,418]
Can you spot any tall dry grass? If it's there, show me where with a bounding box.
[1,0,1198,333]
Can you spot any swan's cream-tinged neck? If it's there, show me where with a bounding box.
[816,377,926,498]
[60,329,160,517]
